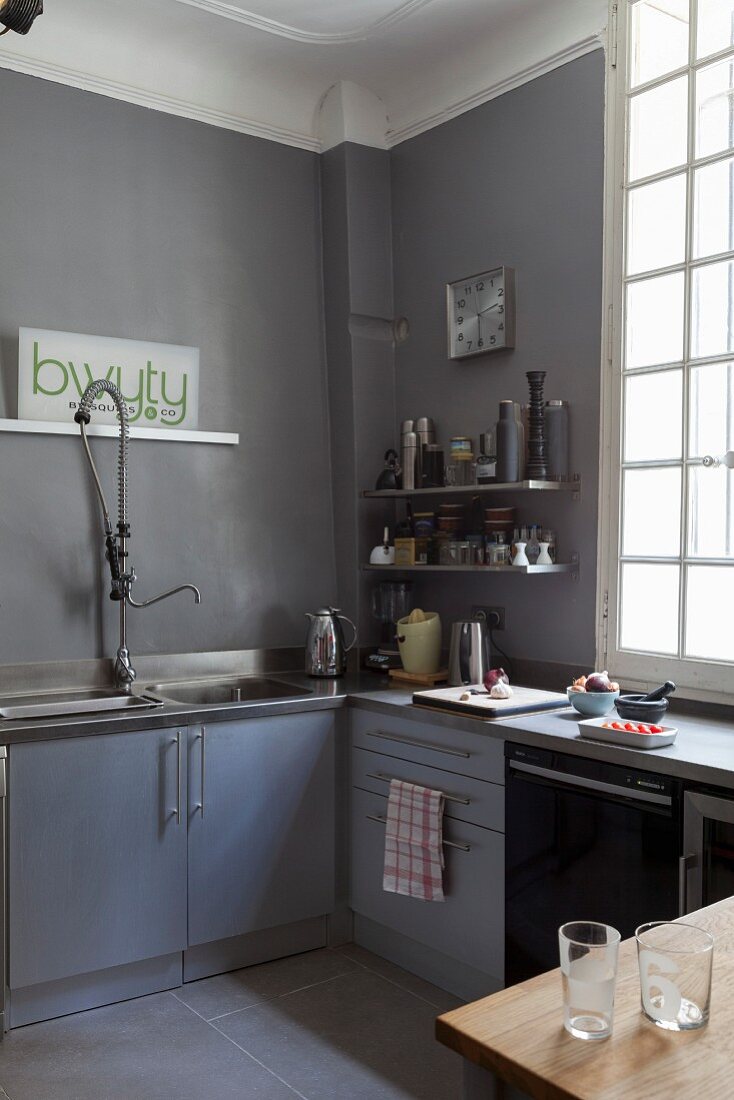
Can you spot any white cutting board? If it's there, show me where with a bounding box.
[412,683,568,719]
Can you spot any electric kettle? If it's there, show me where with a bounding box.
[305,607,357,678]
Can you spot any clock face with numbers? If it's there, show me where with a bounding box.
[446,266,515,360]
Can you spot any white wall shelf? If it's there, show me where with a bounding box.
[0,418,239,445]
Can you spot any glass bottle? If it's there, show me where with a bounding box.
[542,528,557,563]
[526,524,541,565]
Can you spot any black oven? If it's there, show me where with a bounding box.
[505,743,683,986]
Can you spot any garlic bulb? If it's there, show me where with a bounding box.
[489,680,513,700]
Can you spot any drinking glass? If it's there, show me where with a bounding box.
[636,922,714,1031]
[559,922,621,1040]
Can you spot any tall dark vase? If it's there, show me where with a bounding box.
[526,371,548,480]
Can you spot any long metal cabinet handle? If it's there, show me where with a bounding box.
[679,853,695,916]
[366,729,470,759]
[365,771,470,805]
[174,731,182,824]
[366,813,471,852]
[0,745,6,799]
[199,726,206,817]
[508,759,672,806]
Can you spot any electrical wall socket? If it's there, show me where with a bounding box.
[472,605,505,630]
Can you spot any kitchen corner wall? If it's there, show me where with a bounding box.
[0,68,336,665]
[0,48,606,672]
[389,51,606,668]
[321,143,396,648]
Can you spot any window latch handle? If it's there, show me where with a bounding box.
[702,450,734,469]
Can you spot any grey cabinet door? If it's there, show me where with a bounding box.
[188,713,335,947]
[350,787,504,980]
[9,728,187,990]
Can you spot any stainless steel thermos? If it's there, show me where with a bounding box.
[305,607,357,677]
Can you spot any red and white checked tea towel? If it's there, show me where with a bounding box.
[382,779,446,902]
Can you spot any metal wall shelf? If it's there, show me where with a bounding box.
[362,478,580,499]
[362,563,576,575]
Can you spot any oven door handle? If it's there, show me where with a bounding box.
[508,760,673,810]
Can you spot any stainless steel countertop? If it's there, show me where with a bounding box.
[2,671,734,790]
[0,672,354,743]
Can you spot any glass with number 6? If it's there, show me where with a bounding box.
[636,922,713,1031]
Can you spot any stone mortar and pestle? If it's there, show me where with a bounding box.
[615,681,676,723]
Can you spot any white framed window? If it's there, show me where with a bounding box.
[599,0,734,700]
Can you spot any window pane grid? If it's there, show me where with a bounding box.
[627,44,734,99]
[619,0,734,665]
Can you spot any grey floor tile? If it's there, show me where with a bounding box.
[216,968,464,1100]
[175,947,359,1020]
[335,944,464,1013]
[0,991,298,1100]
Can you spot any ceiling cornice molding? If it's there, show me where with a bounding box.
[386,32,605,147]
[0,51,321,151]
[171,0,437,44]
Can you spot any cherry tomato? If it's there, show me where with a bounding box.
[636,723,649,733]
[649,724,663,734]
[611,721,625,730]
[624,722,636,732]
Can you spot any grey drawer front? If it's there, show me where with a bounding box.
[349,787,504,980]
[351,709,505,785]
[352,747,504,833]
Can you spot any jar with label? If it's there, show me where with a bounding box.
[450,436,473,457]
[413,512,436,538]
[476,455,497,484]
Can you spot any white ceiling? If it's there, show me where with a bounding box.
[0,0,608,151]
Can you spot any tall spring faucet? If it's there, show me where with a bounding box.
[74,380,201,692]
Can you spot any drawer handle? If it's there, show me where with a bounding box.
[366,813,471,852]
[365,772,471,806]
[366,729,470,759]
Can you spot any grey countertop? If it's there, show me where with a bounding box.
[2,670,734,790]
[350,683,734,789]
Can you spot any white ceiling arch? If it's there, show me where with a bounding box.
[0,0,608,152]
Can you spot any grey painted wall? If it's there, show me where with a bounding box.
[388,52,605,669]
[0,51,605,674]
[0,69,335,665]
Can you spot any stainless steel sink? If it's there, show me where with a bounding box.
[148,676,312,707]
[0,689,164,721]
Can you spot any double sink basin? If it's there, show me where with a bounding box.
[0,677,312,721]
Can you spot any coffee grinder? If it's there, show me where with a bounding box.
[364,581,414,671]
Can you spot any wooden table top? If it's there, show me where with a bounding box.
[436,897,734,1100]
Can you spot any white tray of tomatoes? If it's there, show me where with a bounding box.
[577,716,678,749]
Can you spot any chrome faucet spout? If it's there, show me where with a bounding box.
[125,581,202,609]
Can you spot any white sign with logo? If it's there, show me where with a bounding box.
[18,328,200,430]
